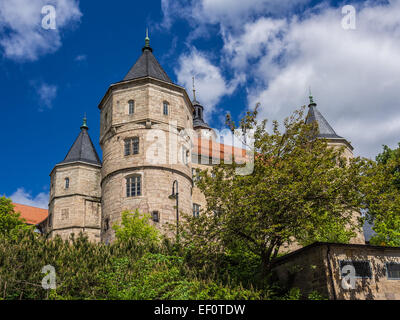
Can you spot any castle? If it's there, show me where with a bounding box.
[44,34,364,245]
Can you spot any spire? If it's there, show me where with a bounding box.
[59,118,101,166]
[80,113,88,130]
[192,76,197,102]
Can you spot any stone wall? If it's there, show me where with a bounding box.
[47,162,102,242]
[272,242,400,300]
[99,78,194,242]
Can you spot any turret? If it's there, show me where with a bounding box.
[305,92,365,244]
[47,117,102,242]
[99,32,194,243]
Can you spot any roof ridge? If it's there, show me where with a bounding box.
[13,203,48,210]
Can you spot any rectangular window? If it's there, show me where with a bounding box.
[152,211,159,223]
[124,140,131,156]
[132,137,139,155]
[129,101,135,115]
[339,260,372,278]
[65,178,69,189]
[193,203,200,217]
[126,176,141,197]
[163,102,169,115]
[387,263,400,279]
[124,137,139,156]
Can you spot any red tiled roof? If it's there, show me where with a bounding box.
[192,137,248,162]
[13,203,48,225]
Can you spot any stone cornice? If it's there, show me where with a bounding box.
[101,165,193,187]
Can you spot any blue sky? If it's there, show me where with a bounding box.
[0,0,399,208]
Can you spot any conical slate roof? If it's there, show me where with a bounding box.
[305,102,343,139]
[60,120,101,166]
[123,46,172,83]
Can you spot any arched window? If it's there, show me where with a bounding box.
[65,178,70,189]
[128,100,135,115]
[126,175,142,197]
[163,101,169,115]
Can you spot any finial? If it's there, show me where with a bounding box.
[309,87,315,105]
[145,28,150,48]
[81,113,88,130]
[142,28,152,52]
[192,76,196,101]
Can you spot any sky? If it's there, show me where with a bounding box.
[0,0,399,209]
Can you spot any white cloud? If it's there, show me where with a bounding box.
[74,54,87,62]
[36,82,58,110]
[242,1,400,158]
[9,188,49,209]
[175,49,242,121]
[168,0,400,158]
[0,0,82,61]
[161,0,310,31]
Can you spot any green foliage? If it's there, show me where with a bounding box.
[0,196,32,238]
[283,288,301,300]
[361,144,400,246]
[307,290,327,300]
[112,210,160,246]
[0,226,265,300]
[192,106,365,277]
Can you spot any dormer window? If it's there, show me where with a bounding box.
[129,100,135,115]
[65,178,70,189]
[163,102,169,115]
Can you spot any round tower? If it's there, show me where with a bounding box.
[47,117,102,242]
[99,34,194,242]
[305,94,365,244]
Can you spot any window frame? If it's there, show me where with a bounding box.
[163,101,169,116]
[193,203,200,217]
[339,260,373,279]
[152,211,160,223]
[132,137,139,155]
[65,177,70,189]
[126,175,142,197]
[386,262,400,280]
[128,100,135,115]
[124,137,140,156]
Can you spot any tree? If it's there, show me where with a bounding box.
[0,196,32,237]
[190,106,365,276]
[362,144,400,246]
[113,210,160,247]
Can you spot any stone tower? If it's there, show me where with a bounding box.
[99,34,194,243]
[47,117,102,242]
[305,95,365,244]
